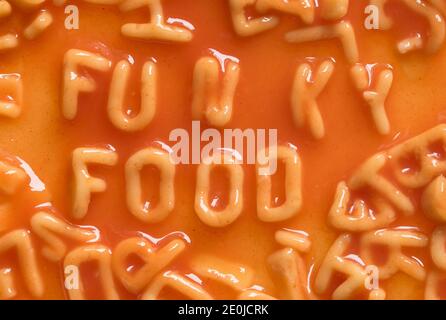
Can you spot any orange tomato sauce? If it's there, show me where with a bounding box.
[0,0,445,300]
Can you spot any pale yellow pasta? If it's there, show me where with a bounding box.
[285,21,359,64]
[320,0,349,21]
[112,237,186,294]
[348,152,414,214]
[430,0,446,16]
[275,229,311,253]
[0,34,17,51]
[64,244,119,300]
[190,254,254,291]
[30,211,99,261]
[350,64,393,135]
[328,181,396,232]
[425,271,446,300]
[0,73,22,118]
[0,229,43,298]
[228,0,279,37]
[421,175,446,222]
[62,49,112,120]
[23,10,53,40]
[195,153,243,227]
[120,0,193,42]
[238,289,277,300]
[192,56,240,127]
[125,147,175,223]
[72,147,118,219]
[368,288,386,300]
[371,0,446,53]
[430,225,446,271]
[0,268,15,300]
[0,1,11,19]
[388,124,446,188]
[257,146,302,222]
[0,165,22,234]
[141,271,213,300]
[255,0,315,24]
[0,0,15,51]
[315,233,373,300]
[108,60,157,132]
[268,248,307,300]
[290,60,334,139]
[397,35,423,54]
[403,0,445,53]
[0,160,26,195]
[369,0,393,30]
[360,228,428,280]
